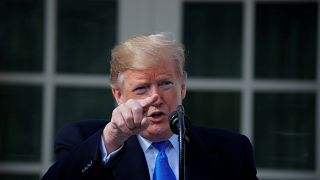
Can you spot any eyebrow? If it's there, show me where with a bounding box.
[156,74,174,80]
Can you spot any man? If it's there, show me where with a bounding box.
[42,33,258,179]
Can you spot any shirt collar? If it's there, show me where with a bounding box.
[137,134,179,152]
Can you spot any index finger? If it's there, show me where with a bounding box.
[138,94,158,109]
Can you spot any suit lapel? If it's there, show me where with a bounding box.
[112,135,150,180]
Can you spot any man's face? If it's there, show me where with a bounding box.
[112,59,186,141]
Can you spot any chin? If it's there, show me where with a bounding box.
[142,126,172,141]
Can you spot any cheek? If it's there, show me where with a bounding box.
[163,89,183,106]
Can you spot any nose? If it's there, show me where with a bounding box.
[149,86,162,107]
[148,85,160,96]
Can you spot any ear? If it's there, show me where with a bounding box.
[112,88,124,105]
[181,75,187,100]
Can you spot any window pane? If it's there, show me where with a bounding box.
[183,2,242,78]
[55,87,115,133]
[0,0,44,72]
[254,92,315,170]
[0,85,42,162]
[254,2,317,79]
[184,91,240,132]
[0,174,39,180]
[57,0,117,74]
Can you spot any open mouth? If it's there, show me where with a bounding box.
[147,112,164,118]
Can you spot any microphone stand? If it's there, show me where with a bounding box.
[170,105,189,180]
[177,105,186,180]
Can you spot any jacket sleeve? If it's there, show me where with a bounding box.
[41,120,114,180]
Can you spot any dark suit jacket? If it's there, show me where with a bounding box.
[42,120,258,180]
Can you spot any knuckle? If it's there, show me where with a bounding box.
[122,111,132,121]
[112,108,119,116]
[117,120,125,129]
[126,99,135,105]
[131,106,142,114]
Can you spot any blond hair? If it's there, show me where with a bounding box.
[109,33,186,87]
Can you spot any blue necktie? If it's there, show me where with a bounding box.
[152,141,176,180]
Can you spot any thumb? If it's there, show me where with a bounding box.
[140,117,150,130]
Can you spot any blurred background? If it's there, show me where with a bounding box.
[0,0,319,179]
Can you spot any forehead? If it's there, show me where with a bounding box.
[118,59,179,85]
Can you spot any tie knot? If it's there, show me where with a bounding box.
[152,140,170,152]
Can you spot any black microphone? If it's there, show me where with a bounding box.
[169,105,190,135]
[169,105,190,180]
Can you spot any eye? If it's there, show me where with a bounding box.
[160,81,173,89]
[133,86,148,95]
